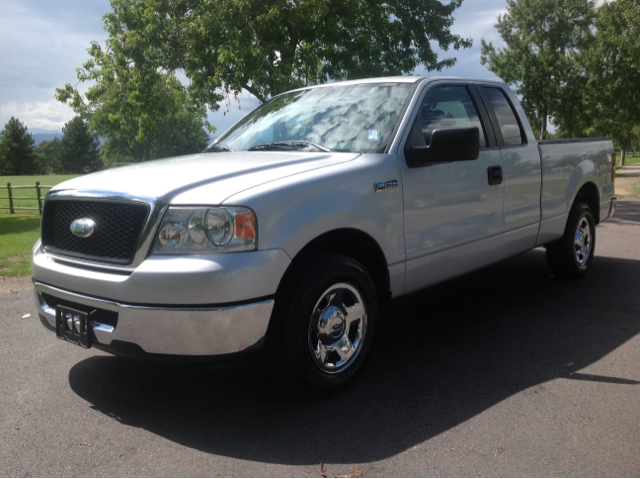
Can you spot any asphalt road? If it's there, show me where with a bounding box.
[2,201,640,477]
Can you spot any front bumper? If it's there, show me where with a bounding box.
[35,281,274,356]
[32,242,290,305]
[32,242,290,357]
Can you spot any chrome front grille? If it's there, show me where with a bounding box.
[41,199,150,265]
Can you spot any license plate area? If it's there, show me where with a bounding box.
[56,306,92,348]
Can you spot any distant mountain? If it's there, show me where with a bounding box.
[33,133,62,145]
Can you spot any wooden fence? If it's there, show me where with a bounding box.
[0,182,53,215]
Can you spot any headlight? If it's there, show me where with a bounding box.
[153,207,256,254]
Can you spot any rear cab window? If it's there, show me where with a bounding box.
[482,87,525,147]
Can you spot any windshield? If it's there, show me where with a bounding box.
[210,82,415,153]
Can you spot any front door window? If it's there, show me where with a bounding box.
[418,86,488,148]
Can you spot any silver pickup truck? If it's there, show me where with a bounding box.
[32,76,616,394]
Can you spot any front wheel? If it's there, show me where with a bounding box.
[265,253,378,395]
[546,201,596,279]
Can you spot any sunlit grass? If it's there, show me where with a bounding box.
[0,215,40,276]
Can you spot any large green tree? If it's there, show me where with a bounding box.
[100,0,472,103]
[34,139,62,174]
[56,44,211,166]
[57,0,472,148]
[481,0,596,139]
[0,117,38,175]
[586,0,640,165]
[58,116,103,174]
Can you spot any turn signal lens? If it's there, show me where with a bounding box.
[235,211,256,239]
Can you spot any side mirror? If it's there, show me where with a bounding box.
[406,125,480,166]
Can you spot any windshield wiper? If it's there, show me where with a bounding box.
[248,141,332,152]
[204,144,233,153]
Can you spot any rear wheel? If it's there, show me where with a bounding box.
[266,253,378,395]
[546,201,596,279]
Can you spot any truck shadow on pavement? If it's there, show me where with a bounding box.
[68,202,640,466]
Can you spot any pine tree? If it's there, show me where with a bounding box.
[58,116,102,174]
[0,117,38,175]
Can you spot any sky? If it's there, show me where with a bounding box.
[0,0,507,136]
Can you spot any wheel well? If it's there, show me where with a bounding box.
[283,229,391,302]
[575,182,600,224]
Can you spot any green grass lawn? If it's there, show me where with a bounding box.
[0,215,41,276]
[0,174,80,215]
[615,152,640,170]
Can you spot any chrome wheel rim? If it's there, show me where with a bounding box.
[574,216,592,267]
[308,282,367,374]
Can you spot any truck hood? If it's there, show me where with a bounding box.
[51,151,360,203]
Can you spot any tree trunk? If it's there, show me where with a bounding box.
[621,149,626,166]
[538,106,547,140]
[539,114,547,140]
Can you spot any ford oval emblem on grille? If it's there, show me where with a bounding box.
[70,218,96,238]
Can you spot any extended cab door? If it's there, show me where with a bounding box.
[475,84,542,257]
[398,81,505,295]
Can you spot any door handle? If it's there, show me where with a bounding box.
[488,166,503,185]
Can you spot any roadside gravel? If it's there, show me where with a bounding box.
[0,275,32,294]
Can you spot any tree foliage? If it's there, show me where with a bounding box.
[34,139,62,174]
[57,117,103,174]
[481,0,596,139]
[586,0,640,164]
[59,0,471,126]
[0,117,38,175]
[56,39,211,166]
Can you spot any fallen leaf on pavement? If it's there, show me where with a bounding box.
[320,462,362,478]
[21,314,31,319]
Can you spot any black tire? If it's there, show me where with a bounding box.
[546,201,596,279]
[265,253,378,396]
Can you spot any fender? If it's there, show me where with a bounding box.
[223,153,406,291]
[566,163,599,214]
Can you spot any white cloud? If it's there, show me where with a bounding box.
[0,100,75,132]
[451,8,508,42]
[423,2,509,81]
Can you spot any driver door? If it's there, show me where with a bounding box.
[399,82,505,294]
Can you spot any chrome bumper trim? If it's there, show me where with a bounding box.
[34,282,274,356]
